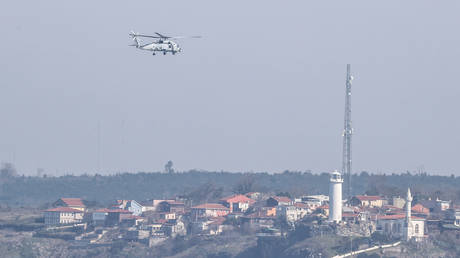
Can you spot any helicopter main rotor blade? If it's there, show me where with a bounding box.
[155,32,170,38]
[170,35,202,39]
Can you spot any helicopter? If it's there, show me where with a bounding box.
[129,31,201,55]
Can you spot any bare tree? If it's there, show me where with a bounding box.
[164,160,174,173]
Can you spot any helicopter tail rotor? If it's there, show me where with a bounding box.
[129,30,141,48]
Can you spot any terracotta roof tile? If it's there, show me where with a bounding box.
[45,207,83,213]
[412,204,430,214]
[60,198,85,207]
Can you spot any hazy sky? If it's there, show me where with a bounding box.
[0,1,459,175]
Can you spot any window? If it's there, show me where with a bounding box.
[415,224,419,234]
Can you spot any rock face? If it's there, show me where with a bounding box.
[336,221,374,237]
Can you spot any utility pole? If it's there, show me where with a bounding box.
[342,64,353,199]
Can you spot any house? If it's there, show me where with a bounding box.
[220,194,256,213]
[105,209,133,226]
[245,192,261,200]
[391,197,406,209]
[350,195,385,208]
[266,196,292,207]
[411,204,430,217]
[191,203,230,219]
[294,203,310,218]
[300,195,329,209]
[418,198,451,213]
[162,220,187,237]
[445,207,460,226]
[207,217,228,235]
[92,208,110,226]
[113,200,143,216]
[44,207,84,226]
[120,215,145,227]
[53,198,86,212]
[157,200,185,214]
[277,205,298,223]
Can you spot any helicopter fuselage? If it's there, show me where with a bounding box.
[139,40,181,55]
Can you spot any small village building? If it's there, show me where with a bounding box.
[106,209,132,226]
[157,200,185,214]
[245,192,261,200]
[266,196,293,207]
[52,198,86,212]
[446,207,460,226]
[191,203,230,219]
[162,220,187,237]
[277,205,298,223]
[92,208,110,226]
[220,194,255,213]
[300,195,329,209]
[113,200,143,216]
[44,207,84,226]
[411,204,430,218]
[391,197,406,209]
[350,195,385,208]
[418,198,451,213]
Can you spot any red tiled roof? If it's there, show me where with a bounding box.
[318,205,329,209]
[271,196,292,203]
[191,203,230,210]
[45,207,83,213]
[377,214,424,220]
[61,198,85,207]
[354,195,382,201]
[93,208,111,213]
[220,194,255,204]
[412,204,430,214]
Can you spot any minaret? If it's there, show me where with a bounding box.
[404,188,413,241]
[329,170,344,223]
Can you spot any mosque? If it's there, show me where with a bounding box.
[328,171,425,241]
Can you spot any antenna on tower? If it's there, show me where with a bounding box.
[342,64,353,199]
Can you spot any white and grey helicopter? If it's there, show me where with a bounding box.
[129,31,201,55]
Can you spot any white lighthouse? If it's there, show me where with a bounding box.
[329,170,344,223]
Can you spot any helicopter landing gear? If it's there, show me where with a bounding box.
[163,51,166,55]
[152,52,156,56]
